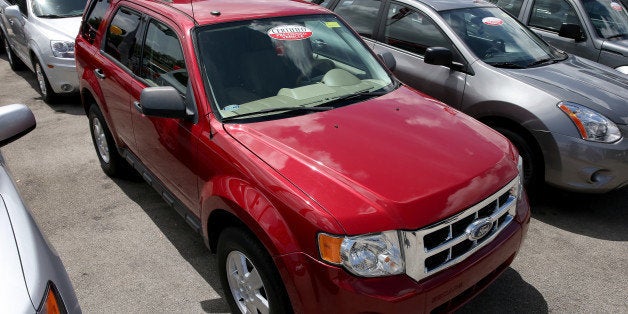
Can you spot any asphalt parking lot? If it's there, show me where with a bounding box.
[1,54,626,313]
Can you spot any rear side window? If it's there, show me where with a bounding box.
[529,0,581,31]
[81,0,111,43]
[486,0,524,17]
[139,20,188,93]
[333,0,382,38]
[104,7,142,70]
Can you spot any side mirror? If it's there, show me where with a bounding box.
[139,86,190,120]
[4,5,23,21]
[0,104,36,147]
[378,51,396,71]
[559,23,585,42]
[424,47,453,67]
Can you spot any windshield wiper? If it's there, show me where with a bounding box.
[323,90,388,107]
[487,62,526,69]
[526,58,558,68]
[607,33,627,40]
[221,106,333,122]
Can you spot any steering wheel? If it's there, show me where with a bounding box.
[483,39,505,59]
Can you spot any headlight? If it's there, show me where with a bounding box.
[50,40,75,58]
[318,231,404,277]
[558,102,621,143]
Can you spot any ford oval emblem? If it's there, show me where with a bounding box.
[466,218,493,241]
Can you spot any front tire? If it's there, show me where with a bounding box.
[35,60,56,103]
[88,104,130,178]
[217,227,292,314]
[494,126,542,194]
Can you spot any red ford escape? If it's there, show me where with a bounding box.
[76,0,530,312]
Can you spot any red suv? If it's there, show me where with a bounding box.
[76,0,530,312]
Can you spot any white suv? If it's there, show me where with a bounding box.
[0,0,85,102]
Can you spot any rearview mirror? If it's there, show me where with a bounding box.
[559,23,585,42]
[424,47,453,67]
[0,104,36,147]
[139,86,191,120]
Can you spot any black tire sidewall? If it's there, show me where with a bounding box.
[217,228,292,314]
[35,60,55,103]
[88,104,121,177]
[495,127,541,191]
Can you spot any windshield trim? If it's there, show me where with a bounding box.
[193,14,397,124]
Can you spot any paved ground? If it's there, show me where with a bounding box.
[0,53,626,313]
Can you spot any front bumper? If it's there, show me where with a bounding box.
[39,56,79,94]
[275,197,531,313]
[535,125,628,193]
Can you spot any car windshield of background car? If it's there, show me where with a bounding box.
[441,7,567,68]
[195,14,394,121]
[583,0,628,39]
[32,0,87,18]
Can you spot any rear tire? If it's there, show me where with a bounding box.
[217,227,292,314]
[3,36,24,71]
[88,104,131,178]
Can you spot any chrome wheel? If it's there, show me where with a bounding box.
[226,251,269,314]
[35,63,48,98]
[92,117,110,163]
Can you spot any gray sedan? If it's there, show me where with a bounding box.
[0,104,80,313]
[325,0,627,193]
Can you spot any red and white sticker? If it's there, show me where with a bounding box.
[611,2,623,11]
[482,17,504,26]
[267,25,313,40]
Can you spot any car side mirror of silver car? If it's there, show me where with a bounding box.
[559,23,586,42]
[0,104,36,148]
[139,86,193,120]
[4,5,24,24]
[378,51,396,71]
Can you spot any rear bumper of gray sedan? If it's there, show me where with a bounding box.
[534,125,628,193]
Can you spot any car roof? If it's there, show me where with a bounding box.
[408,0,496,12]
[140,0,331,25]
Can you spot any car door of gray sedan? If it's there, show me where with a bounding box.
[370,1,467,106]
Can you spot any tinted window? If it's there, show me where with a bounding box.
[16,0,27,15]
[385,3,453,56]
[583,0,628,39]
[529,0,581,31]
[32,0,86,17]
[140,20,188,93]
[104,7,142,70]
[334,0,382,38]
[81,0,110,43]
[486,0,524,17]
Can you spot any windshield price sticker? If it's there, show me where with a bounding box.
[611,2,623,11]
[482,17,504,26]
[268,25,313,40]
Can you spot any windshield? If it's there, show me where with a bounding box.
[32,0,86,18]
[195,14,394,121]
[441,7,567,68]
[583,0,628,39]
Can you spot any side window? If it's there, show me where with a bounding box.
[16,0,27,16]
[384,3,454,56]
[333,0,382,38]
[140,20,188,93]
[529,0,581,32]
[104,7,142,70]
[81,0,111,43]
[486,0,525,17]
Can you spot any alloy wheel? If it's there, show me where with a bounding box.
[92,117,110,163]
[35,63,47,98]
[226,250,269,314]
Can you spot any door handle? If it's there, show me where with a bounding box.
[9,19,13,26]
[94,68,106,79]
[133,100,142,113]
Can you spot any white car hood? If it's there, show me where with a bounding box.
[35,16,82,41]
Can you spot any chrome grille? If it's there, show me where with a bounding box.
[402,178,519,282]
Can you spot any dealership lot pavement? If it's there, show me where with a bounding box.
[1,55,626,313]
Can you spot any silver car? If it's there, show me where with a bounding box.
[0,0,85,103]
[325,0,628,193]
[0,104,81,313]
[487,0,628,74]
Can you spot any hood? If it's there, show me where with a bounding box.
[505,55,628,124]
[34,16,82,41]
[601,39,628,57]
[225,87,518,234]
